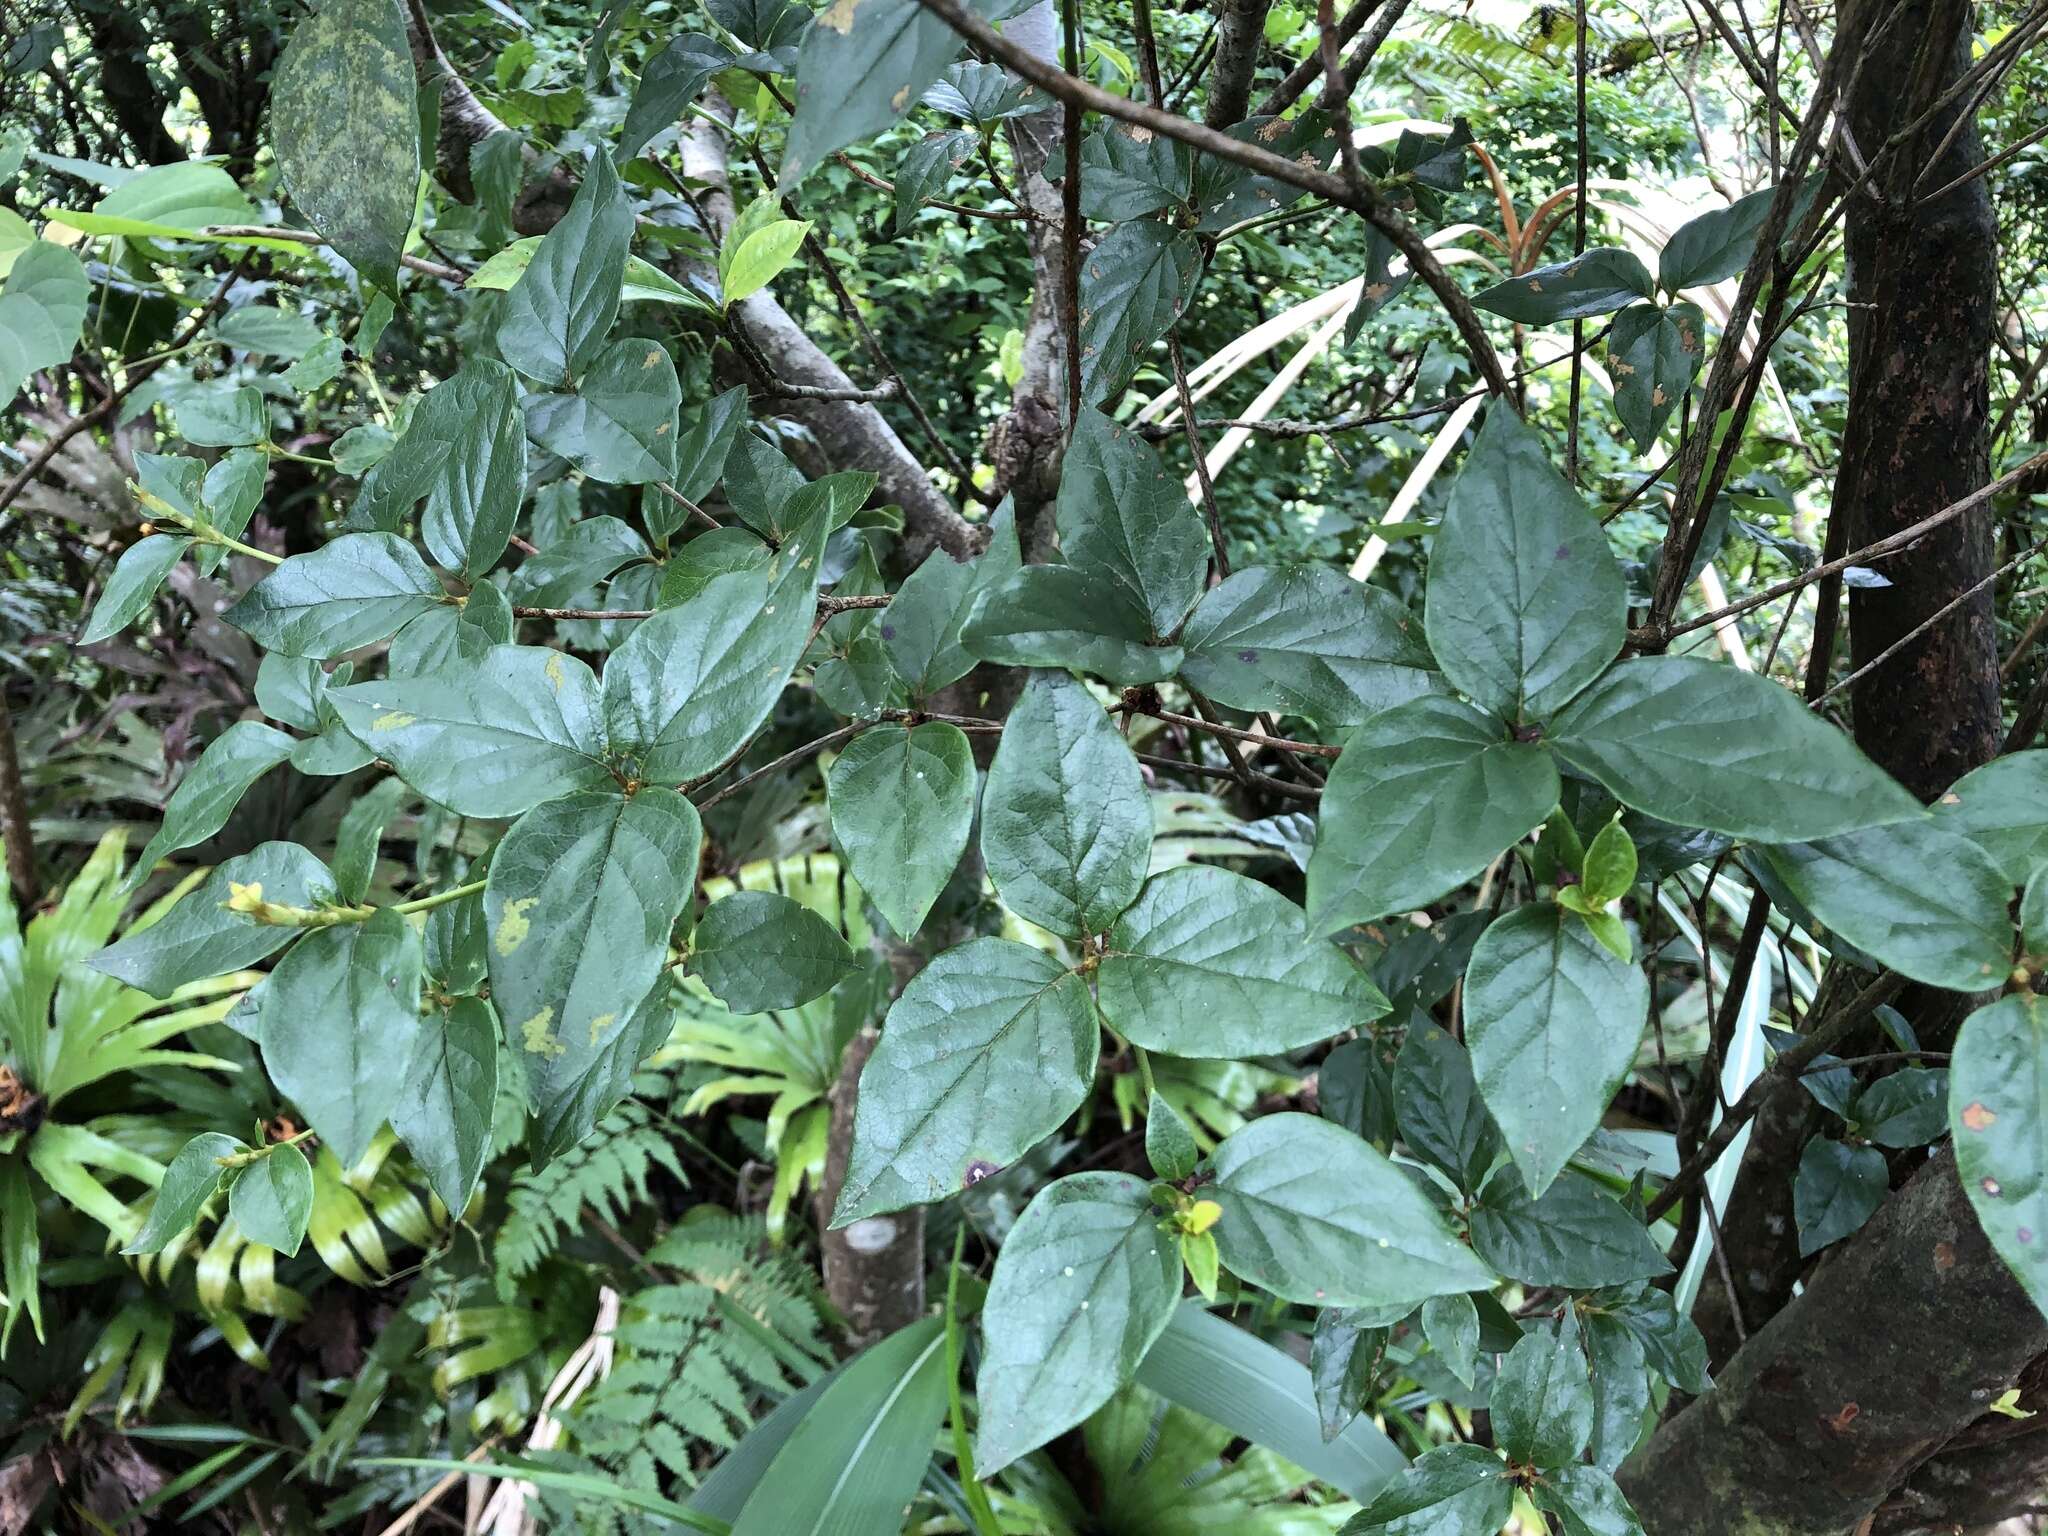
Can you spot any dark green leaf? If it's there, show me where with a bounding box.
[1792,1136,1887,1256]
[1099,866,1389,1056]
[619,35,733,160]
[962,563,1184,683]
[1850,1067,1947,1149]
[1078,221,1202,403]
[228,1143,314,1256]
[1058,407,1209,634]
[826,722,976,937]
[973,1171,1181,1474]
[1658,179,1814,291]
[661,527,772,608]
[1340,1443,1513,1536]
[1534,1463,1649,1536]
[125,1133,245,1254]
[1465,904,1649,1198]
[353,361,526,578]
[1475,248,1654,324]
[667,385,749,511]
[1582,1311,1650,1472]
[81,534,190,644]
[1311,1310,1391,1441]
[330,645,611,818]
[1548,657,1922,841]
[1146,1091,1201,1181]
[834,938,1097,1223]
[1607,1285,1708,1394]
[224,533,445,659]
[263,909,423,1165]
[91,844,339,999]
[390,995,499,1215]
[1469,1169,1671,1288]
[1608,302,1705,451]
[1426,406,1625,723]
[213,305,323,359]
[533,985,680,1162]
[1208,1113,1495,1308]
[1074,126,1194,220]
[485,788,701,1120]
[1420,1293,1480,1390]
[1761,820,2013,992]
[1321,1037,1399,1151]
[525,337,681,485]
[1394,1026,1502,1194]
[125,722,295,893]
[983,670,1150,938]
[1933,750,2048,884]
[173,382,266,447]
[1491,1313,1593,1467]
[882,498,1020,696]
[1179,563,1442,726]
[893,130,975,232]
[509,515,650,607]
[781,0,974,181]
[0,242,89,405]
[1953,996,2048,1321]
[271,0,418,292]
[496,149,632,386]
[1306,694,1559,932]
[692,890,857,1012]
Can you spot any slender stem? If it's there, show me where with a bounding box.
[391,879,488,916]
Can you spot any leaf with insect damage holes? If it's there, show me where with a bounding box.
[1607,301,1705,451]
[1078,220,1202,404]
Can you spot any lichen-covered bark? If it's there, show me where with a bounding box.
[1622,1149,2048,1536]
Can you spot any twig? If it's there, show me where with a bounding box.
[202,225,470,283]
[511,594,891,623]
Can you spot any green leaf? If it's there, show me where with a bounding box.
[729,1317,948,1536]
[1420,1293,1480,1390]
[1099,866,1389,1056]
[1850,1067,1948,1148]
[1208,1113,1496,1308]
[124,1133,245,1254]
[1464,904,1648,1198]
[228,1143,314,1256]
[721,210,812,306]
[962,564,1184,684]
[1393,1026,1501,1194]
[603,553,819,783]
[0,241,89,406]
[1658,179,1814,292]
[1078,221,1203,403]
[882,499,1020,696]
[1533,1463,1649,1536]
[692,890,857,1013]
[1607,302,1705,451]
[1934,750,2048,884]
[1145,1091,1200,1181]
[213,305,324,359]
[331,646,611,818]
[1,1157,41,1347]
[496,149,632,386]
[894,130,975,232]
[1312,1307,1397,1443]
[1953,995,2048,1321]
[619,34,733,160]
[826,722,976,937]
[1548,656,1922,841]
[124,722,296,893]
[972,1171,1181,1475]
[982,670,1150,938]
[1491,1313,1593,1467]
[51,162,260,241]
[485,788,701,1120]
[224,533,445,659]
[81,534,192,644]
[834,938,1097,1223]
[525,337,682,485]
[1474,248,1654,324]
[1426,406,1625,723]
[1306,694,1560,932]
[1607,1284,1708,1394]
[1469,1169,1671,1288]
[353,361,526,579]
[1580,818,1638,907]
[1341,1443,1513,1536]
[1058,407,1209,635]
[332,775,409,904]
[509,516,650,607]
[670,385,749,503]
[1136,1302,1406,1505]
[263,909,424,1166]
[1760,820,2013,992]
[1178,563,1442,726]
[533,986,681,1163]
[172,382,266,447]
[271,0,418,293]
[390,995,499,1216]
[468,238,708,311]
[780,0,972,182]
[1074,126,1194,220]
[198,448,268,576]
[1322,1036,1398,1151]
[1582,1312,1650,1472]
[1792,1136,1886,1256]
[91,844,339,999]
[2026,868,2048,955]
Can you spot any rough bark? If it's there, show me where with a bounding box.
[814,1027,926,1348]
[73,0,180,165]
[1203,0,1274,129]
[1834,0,2000,801]
[0,693,35,909]
[1622,1148,2048,1536]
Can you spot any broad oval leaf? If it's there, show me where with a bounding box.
[1792,1135,1887,1256]
[1474,248,1654,324]
[1305,693,1560,933]
[691,890,858,1013]
[390,995,500,1216]
[1608,301,1705,451]
[1934,750,2048,883]
[353,361,526,578]
[1952,995,2048,1321]
[781,0,971,182]
[1468,1169,1671,1289]
[228,1143,315,1256]
[1658,178,1816,292]
[1079,221,1202,403]
[1547,656,1922,841]
[1098,865,1389,1056]
[1179,563,1442,726]
[124,1133,244,1255]
[81,534,191,644]
[833,937,1097,1223]
[1343,1443,1514,1536]
[1491,1314,1594,1467]
[962,563,1184,684]
[0,241,90,405]
[1464,904,1649,1198]
[270,0,418,293]
[485,788,701,1119]
[262,907,424,1167]
[1760,820,2013,992]
[983,670,1151,938]
[330,645,611,818]
[825,722,976,938]
[1208,1113,1496,1308]
[1426,406,1626,723]
[224,533,446,659]
[524,337,682,485]
[973,1171,1182,1475]
[1057,407,1209,636]
[495,149,632,386]
[881,498,1021,696]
